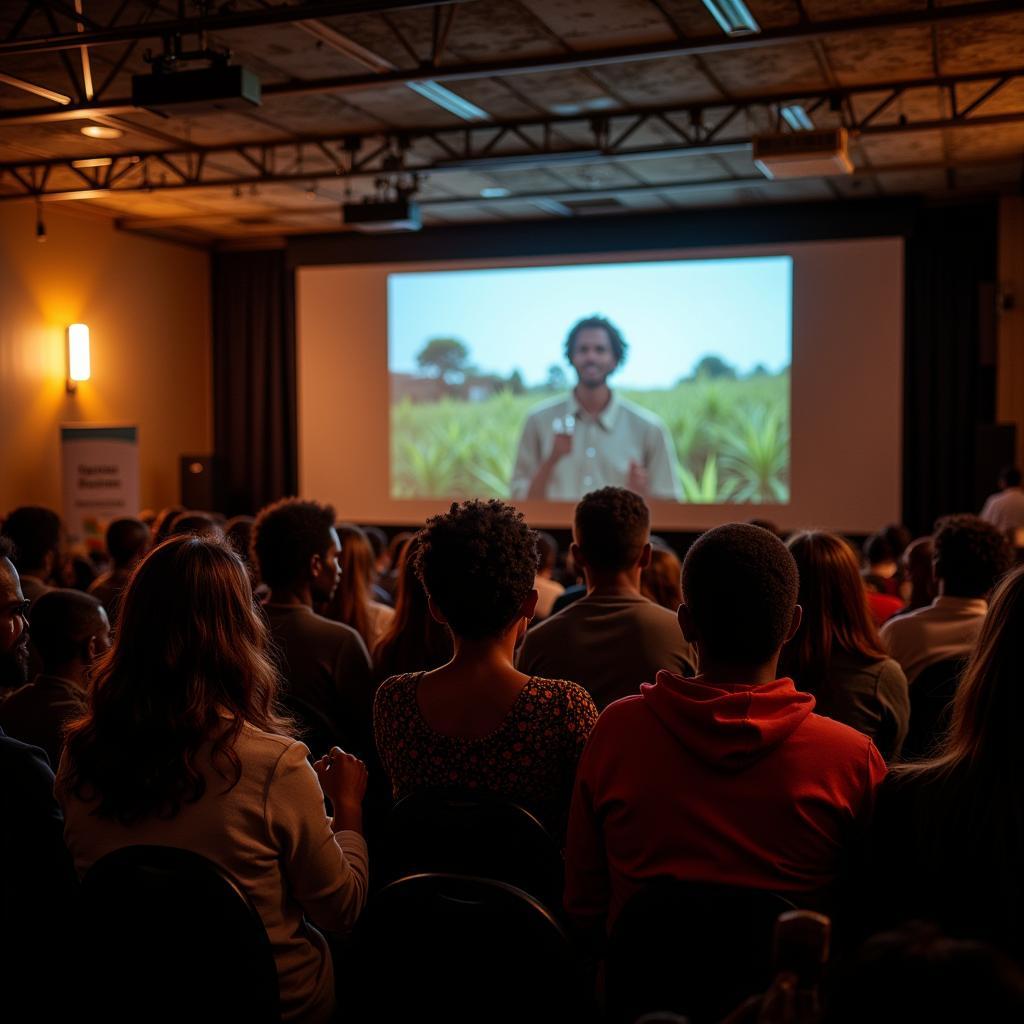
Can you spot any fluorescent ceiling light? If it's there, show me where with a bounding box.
[480,186,511,198]
[407,80,489,121]
[780,104,814,131]
[71,157,113,168]
[701,0,760,36]
[80,124,123,139]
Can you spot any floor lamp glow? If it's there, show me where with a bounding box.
[66,323,91,393]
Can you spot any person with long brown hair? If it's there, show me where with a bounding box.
[322,523,394,652]
[57,535,370,1023]
[865,564,1024,955]
[781,531,909,761]
[641,543,683,612]
[372,534,452,681]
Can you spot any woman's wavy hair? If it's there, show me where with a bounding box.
[781,530,887,693]
[63,535,292,824]
[373,534,451,679]
[324,523,375,649]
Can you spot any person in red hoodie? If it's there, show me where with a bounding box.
[564,522,887,931]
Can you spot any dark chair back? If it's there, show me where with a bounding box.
[903,657,966,761]
[353,872,586,1023]
[384,789,564,908]
[78,845,280,1023]
[606,879,797,1024]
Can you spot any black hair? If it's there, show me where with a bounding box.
[251,498,337,591]
[1001,465,1022,488]
[574,487,650,573]
[106,517,150,568]
[362,525,388,561]
[534,531,558,573]
[564,315,628,366]
[682,523,799,663]
[0,506,61,573]
[864,533,896,566]
[415,500,537,640]
[933,514,1012,598]
[169,512,221,539]
[29,589,105,669]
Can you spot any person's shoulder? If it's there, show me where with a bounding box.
[522,393,570,422]
[615,394,671,429]
[237,722,303,760]
[527,676,597,711]
[374,672,421,710]
[880,602,933,635]
[0,728,56,784]
[801,708,877,755]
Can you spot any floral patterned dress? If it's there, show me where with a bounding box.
[373,672,598,834]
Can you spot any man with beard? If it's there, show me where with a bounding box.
[251,498,374,760]
[510,316,681,502]
[0,536,77,1012]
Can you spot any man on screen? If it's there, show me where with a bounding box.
[510,316,681,502]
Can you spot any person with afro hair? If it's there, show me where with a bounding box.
[373,499,597,835]
[565,523,886,932]
[881,514,1013,685]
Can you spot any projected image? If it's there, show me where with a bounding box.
[388,256,792,504]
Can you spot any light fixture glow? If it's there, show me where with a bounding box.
[701,0,761,36]
[407,80,489,121]
[480,186,511,198]
[780,104,815,131]
[71,157,113,169]
[66,323,90,392]
[80,124,123,140]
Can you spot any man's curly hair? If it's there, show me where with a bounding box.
[933,514,1013,598]
[414,500,538,639]
[564,315,628,367]
[574,487,650,572]
[251,498,336,591]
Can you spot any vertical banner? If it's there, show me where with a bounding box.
[60,425,140,552]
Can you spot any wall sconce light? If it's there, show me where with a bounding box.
[66,323,91,393]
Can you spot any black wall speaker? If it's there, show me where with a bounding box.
[179,455,223,511]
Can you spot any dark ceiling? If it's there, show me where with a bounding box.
[1,0,1022,246]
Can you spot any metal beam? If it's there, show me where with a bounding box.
[0,1,1021,123]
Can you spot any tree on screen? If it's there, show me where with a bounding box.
[417,337,470,384]
[692,354,737,380]
[546,364,568,391]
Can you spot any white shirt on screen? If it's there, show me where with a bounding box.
[509,391,681,501]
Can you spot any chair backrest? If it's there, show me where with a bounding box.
[903,657,967,761]
[383,789,564,909]
[606,879,797,1024]
[353,872,586,1023]
[78,845,279,1023]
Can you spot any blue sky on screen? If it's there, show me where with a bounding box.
[388,256,792,389]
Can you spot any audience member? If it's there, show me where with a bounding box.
[518,488,694,709]
[880,515,1012,684]
[640,542,683,612]
[980,465,1024,537]
[862,533,901,598]
[224,515,255,562]
[532,530,565,620]
[867,565,1024,953]
[252,499,374,758]
[825,923,1024,1023]
[0,506,62,606]
[372,535,452,681]
[57,535,369,1023]
[169,511,223,539]
[374,501,597,834]
[0,590,109,767]
[0,536,31,691]
[323,524,395,652]
[747,518,784,539]
[60,552,99,593]
[150,505,184,546]
[781,532,909,761]
[88,516,150,624]
[564,524,886,931]
[360,525,393,604]
[899,536,935,613]
[379,531,414,602]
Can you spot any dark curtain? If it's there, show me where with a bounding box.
[903,201,998,535]
[212,249,297,516]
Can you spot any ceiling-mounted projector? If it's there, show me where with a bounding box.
[753,128,853,179]
[132,64,261,111]
[343,198,422,233]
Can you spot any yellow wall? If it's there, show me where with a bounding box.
[998,196,1024,460]
[0,203,211,514]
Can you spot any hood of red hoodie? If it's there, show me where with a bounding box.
[640,670,816,771]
